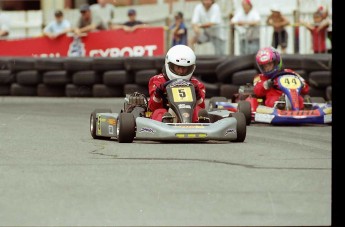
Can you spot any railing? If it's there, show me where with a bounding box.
[1,9,331,56]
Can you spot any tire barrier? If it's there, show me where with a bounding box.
[0,54,332,100]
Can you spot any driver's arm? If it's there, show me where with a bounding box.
[148,76,165,111]
[191,78,206,108]
[253,75,269,97]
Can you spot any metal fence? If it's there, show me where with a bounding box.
[1,0,331,56]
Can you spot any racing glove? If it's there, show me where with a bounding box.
[154,83,165,99]
[263,79,274,90]
[154,80,173,99]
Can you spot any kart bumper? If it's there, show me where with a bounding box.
[135,117,239,141]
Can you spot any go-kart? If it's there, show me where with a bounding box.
[208,72,332,125]
[90,79,247,143]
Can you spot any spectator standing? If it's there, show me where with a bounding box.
[266,6,290,54]
[189,0,227,56]
[301,10,330,54]
[72,4,107,36]
[43,10,71,39]
[112,9,147,32]
[230,0,261,55]
[317,5,332,53]
[169,11,188,47]
[90,0,116,29]
[0,11,10,38]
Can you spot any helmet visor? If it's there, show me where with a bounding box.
[168,62,195,77]
[260,62,275,74]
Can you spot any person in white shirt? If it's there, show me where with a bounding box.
[189,0,227,55]
[43,10,71,39]
[230,0,261,55]
[90,0,116,29]
[0,11,10,38]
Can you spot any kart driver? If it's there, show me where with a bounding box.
[253,46,310,109]
[148,44,209,123]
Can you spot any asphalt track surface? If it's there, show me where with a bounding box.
[0,97,332,226]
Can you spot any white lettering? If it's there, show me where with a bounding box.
[120,47,133,56]
[32,53,61,58]
[88,45,158,57]
[145,45,157,56]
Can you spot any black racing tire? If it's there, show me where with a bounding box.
[72,70,100,86]
[10,83,37,96]
[37,84,65,97]
[16,70,42,85]
[231,112,246,143]
[219,84,239,100]
[92,84,123,97]
[308,71,331,89]
[0,70,15,84]
[65,84,93,97]
[0,85,10,95]
[92,57,125,72]
[232,69,258,86]
[124,57,156,71]
[134,69,157,85]
[237,100,251,126]
[117,113,136,143]
[0,57,12,70]
[103,70,128,86]
[64,57,93,72]
[35,58,64,71]
[302,54,332,72]
[208,96,228,111]
[90,108,112,140]
[7,58,36,72]
[154,56,165,71]
[216,54,255,83]
[308,87,326,100]
[43,70,71,85]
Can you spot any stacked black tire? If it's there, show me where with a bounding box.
[0,54,332,101]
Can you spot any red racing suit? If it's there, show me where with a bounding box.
[148,73,206,122]
[253,69,310,108]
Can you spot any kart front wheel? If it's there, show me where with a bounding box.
[231,112,246,143]
[117,113,136,143]
[90,108,112,140]
[237,100,251,126]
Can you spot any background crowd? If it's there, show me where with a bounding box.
[0,0,332,55]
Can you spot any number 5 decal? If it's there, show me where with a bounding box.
[172,87,193,102]
[178,89,186,98]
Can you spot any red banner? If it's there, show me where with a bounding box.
[0,27,165,57]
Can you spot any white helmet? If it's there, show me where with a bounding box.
[165,45,196,81]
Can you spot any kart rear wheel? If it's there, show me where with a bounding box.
[208,96,228,111]
[237,100,251,126]
[231,112,246,143]
[117,113,136,143]
[90,109,112,140]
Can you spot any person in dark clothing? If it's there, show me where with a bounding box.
[111,8,147,32]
